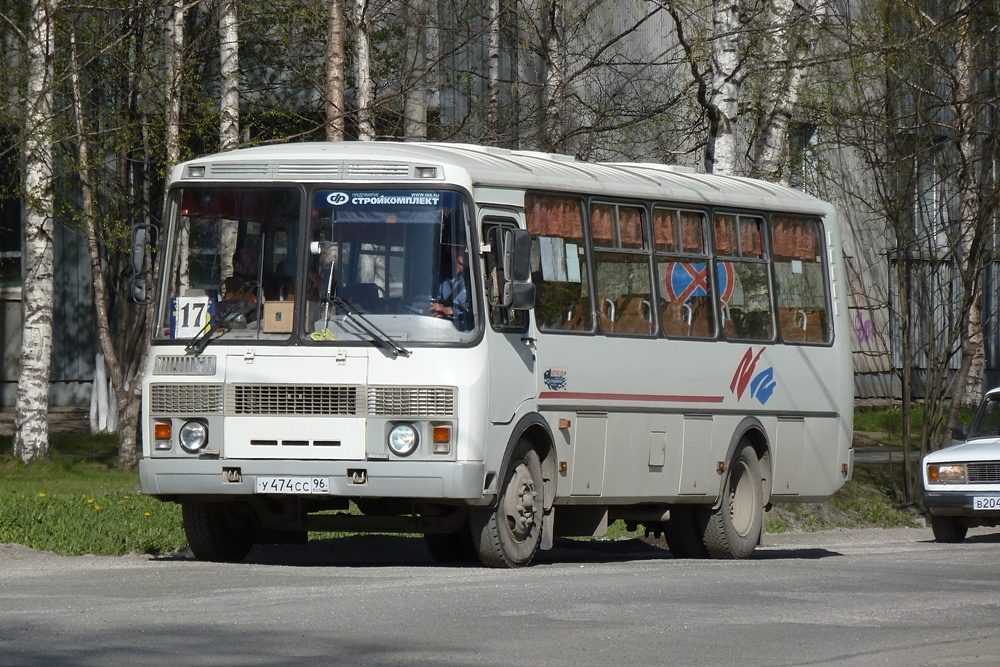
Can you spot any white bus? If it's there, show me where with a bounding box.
[138,141,854,567]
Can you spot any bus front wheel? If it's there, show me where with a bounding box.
[471,446,544,568]
[182,501,256,563]
[700,442,763,559]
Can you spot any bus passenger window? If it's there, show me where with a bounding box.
[655,208,715,338]
[772,216,831,344]
[592,203,654,336]
[715,213,773,341]
[526,194,592,332]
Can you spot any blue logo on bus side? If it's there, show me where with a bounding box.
[730,347,776,405]
[544,369,567,391]
[326,192,350,206]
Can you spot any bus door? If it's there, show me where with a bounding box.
[481,213,536,424]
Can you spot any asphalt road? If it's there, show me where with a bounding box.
[3,526,1000,667]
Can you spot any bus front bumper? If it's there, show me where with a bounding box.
[139,457,487,502]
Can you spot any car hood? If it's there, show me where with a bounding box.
[924,438,1000,463]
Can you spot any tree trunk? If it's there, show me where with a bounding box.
[354,0,374,141]
[326,0,346,141]
[403,0,429,141]
[218,0,240,284]
[69,30,136,464]
[945,1,986,438]
[486,0,501,144]
[14,0,59,465]
[542,0,564,151]
[707,0,740,175]
[751,0,824,183]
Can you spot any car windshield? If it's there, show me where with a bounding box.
[969,394,1000,439]
[154,186,477,348]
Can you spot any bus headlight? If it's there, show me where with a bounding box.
[388,423,418,457]
[178,420,209,453]
[927,463,967,485]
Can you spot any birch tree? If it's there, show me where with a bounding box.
[541,0,565,151]
[354,0,375,140]
[13,0,58,465]
[218,0,239,287]
[749,0,827,183]
[402,0,430,140]
[326,0,346,141]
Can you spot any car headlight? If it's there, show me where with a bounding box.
[178,420,209,453]
[388,423,418,457]
[927,463,967,485]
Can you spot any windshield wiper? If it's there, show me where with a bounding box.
[185,320,230,356]
[332,295,410,357]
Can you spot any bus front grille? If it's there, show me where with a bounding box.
[229,384,362,416]
[150,384,225,414]
[367,386,455,417]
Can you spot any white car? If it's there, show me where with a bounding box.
[923,388,1000,542]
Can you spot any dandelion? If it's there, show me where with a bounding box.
[38,492,46,498]
[87,498,95,504]
[124,495,130,500]
[144,512,151,517]
[94,505,102,511]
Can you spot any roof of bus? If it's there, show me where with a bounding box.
[174,141,833,216]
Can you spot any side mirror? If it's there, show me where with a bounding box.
[504,281,535,310]
[503,228,532,282]
[489,227,534,310]
[129,223,158,305]
[952,424,970,441]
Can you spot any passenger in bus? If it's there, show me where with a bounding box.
[431,246,472,330]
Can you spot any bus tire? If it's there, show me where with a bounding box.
[423,521,478,563]
[930,515,968,543]
[665,506,708,558]
[700,442,763,559]
[471,446,544,568]
[182,502,256,563]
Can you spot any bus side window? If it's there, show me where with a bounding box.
[772,215,831,344]
[591,203,654,337]
[654,207,715,338]
[716,213,774,341]
[526,194,592,333]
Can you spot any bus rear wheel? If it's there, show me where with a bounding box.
[700,442,763,559]
[182,501,256,563]
[471,446,544,568]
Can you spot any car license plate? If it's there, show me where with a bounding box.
[255,476,330,494]
[973,496,1000,510]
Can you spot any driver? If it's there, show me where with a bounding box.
[430,245,472,330]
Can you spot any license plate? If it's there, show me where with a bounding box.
[973,496,1000,510]
[255,476,330,494]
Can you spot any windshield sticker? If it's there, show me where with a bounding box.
[730,346,776,405]
[171,295,214,339]
[318,191,443,208]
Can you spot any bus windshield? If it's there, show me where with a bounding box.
[155,186,477,347]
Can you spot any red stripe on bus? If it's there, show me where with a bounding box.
[538,391,725,403]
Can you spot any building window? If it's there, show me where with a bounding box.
[0,132,21,289]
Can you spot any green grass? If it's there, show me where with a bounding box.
[1,407,925,556]
[0,433,186,556]
[854,402,977,443]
